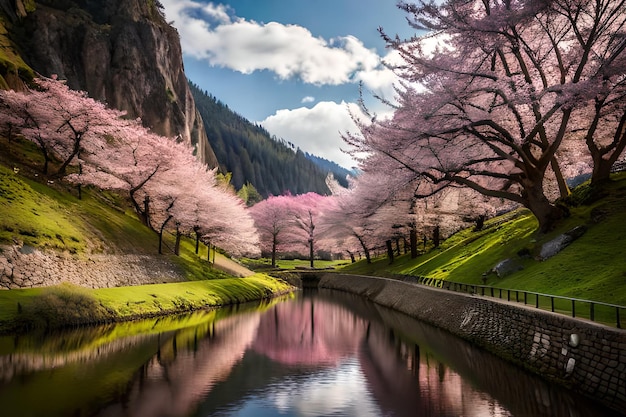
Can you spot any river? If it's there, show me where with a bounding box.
[0,289,621,417]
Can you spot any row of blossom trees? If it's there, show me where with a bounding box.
[248,192,337,267]
[254,0,626,264]
[0,77,260,258]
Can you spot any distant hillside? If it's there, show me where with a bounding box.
[304,153,352,188]
[190,82,349,197]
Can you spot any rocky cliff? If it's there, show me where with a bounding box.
[0,0,218,166]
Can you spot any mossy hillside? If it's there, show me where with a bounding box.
[0,15,35,90]
[0,152,240,275]
[339,172,626,306]
[0,137,296,330]
[0,274,293,332]
[0,164,87,252]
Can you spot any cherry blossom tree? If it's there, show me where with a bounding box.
[289,192,336,268]
[197,181,261,258]
[347,0,625,232]
[248,194,300,267]
[545,0,626,185]
[0,77,126,177]
[249,193,335,267]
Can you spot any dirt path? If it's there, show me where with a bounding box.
[213,253,255,277]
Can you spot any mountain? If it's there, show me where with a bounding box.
[0,0,217,166]
[304,153,352,188]
[190,81,350,197]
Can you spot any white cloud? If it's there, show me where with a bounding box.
[260,101,365,170]
[301,96,315,104]
[161,0,395,90]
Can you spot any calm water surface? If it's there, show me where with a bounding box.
[0,289,622,417]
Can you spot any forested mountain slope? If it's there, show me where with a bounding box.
[190,82,351,197]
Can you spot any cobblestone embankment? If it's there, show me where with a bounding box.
[0,245,185,289]
[315,273,626,414]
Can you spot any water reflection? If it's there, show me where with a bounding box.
[0,290,621,417]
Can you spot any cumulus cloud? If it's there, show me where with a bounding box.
[301,96,315,104]
[260,101,365,170]
[161,0,397,90]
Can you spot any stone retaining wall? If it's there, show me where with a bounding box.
[315,273,626,413]
[0,245,186,289]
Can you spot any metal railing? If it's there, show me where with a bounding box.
[406,275,625,329]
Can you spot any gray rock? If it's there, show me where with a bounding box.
[492,258,524,278]
[539,225,587,260]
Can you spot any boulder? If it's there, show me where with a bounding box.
[491,258,524,278]
[539,225,587,260]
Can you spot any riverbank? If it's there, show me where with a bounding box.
[0,274,295,334]
[313,272,626,414]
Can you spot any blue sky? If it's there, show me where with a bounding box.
[161,1,419,169]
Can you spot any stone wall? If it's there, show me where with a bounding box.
[315,273,626,414]
[0,245,185,289]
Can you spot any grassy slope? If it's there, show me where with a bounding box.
[0,137,295,331]
[339,173,626,306]
[0,275,293,332]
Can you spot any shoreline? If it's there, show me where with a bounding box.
[0,274,296,334]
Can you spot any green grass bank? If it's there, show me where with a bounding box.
[0,274,293,333]
[337,172,626,308]
[0,136,295,332]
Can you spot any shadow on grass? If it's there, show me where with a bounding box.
[16,283,113,330]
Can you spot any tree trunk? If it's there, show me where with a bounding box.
[524,183,565,233]
[410,229,418,258]
[347,251,356,263]
[309,238,314,268]
[174,223,181,256]
[386,240,394,264]
[144,195,151,227]
[590,152,621,186]
[271,236,277,268]
[355,233,371,264]
[588,108,626,186]
[551,157,570,198]
[433,226,440,248]
[474,215,485,231]
[158,215,173,255]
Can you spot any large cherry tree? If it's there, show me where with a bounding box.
[348,0,625,232]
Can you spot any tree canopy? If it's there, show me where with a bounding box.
[344,0,626,233]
